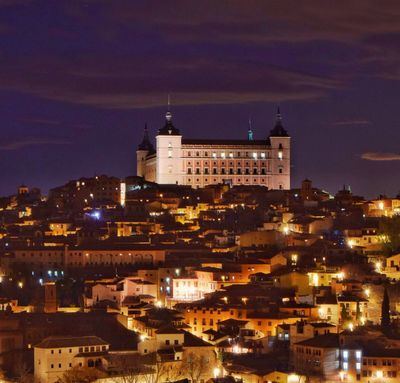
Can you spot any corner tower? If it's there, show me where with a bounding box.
[155,107,183,185]
[269,107,291,190]
[136,124,155,178]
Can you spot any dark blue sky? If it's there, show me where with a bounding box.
[1,0,400,198]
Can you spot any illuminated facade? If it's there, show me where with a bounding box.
[137,108,291,189]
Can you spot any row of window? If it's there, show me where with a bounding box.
[364,358,397,366]
[165,339,180,345]
[50,345,107,354]
[185,151,280,158]
[187,168,281,175]
[296,347,322,356]
[187,161,268,166]
[19,252,155,258]
[363,370,397,378]
[49,359,102,369]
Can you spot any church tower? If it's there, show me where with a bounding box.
[269,107,291,190]
[155,106,183,185]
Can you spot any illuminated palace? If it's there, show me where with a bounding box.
[136,107,291,190]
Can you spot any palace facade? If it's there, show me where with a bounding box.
[136,108,291,190]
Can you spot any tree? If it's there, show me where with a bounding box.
[57,366,106,383]
[340,304,350,325]
[381,286,391,330]
[109,352,183,383]
[355,301,361,323]
[110,353,154,383]
[379,216,400,254]
[141,352,182,383]
[181,352,209,383]
[14,355,33,383]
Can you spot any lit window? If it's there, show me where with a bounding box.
[343,362,348,370]
[168,142,172,158]
[343,350,349,360]
[253,152,257,159]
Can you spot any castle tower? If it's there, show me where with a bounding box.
[301,178,313,201]
[269,107,291,190]
[44,282,57,313]
[155,105,183,185]
[136,124,155,178]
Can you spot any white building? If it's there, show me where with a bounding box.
[34,335,109,383]
[87,278,158,307]
[137,108,291,190]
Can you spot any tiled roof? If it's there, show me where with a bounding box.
[182,139,270,146]
[36,335,108,349]
[183,331,213,347]
[295,333,339,348]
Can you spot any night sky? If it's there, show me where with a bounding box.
[1,1,400,198]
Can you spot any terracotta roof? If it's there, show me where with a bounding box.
[309,322,336,328]
[183,331,213,347]
[155,325,184,335]
[36,335,108,349]
[295,333,339,348]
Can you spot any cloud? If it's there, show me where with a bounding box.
[0,0,399,109]
[80,1,400,44]
[18,117,61,126]
[333,120,372,126]
[0,55,342,109]
[361,152,400,161]
[0,138,72,151]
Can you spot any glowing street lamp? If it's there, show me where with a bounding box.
[283,226,289,235]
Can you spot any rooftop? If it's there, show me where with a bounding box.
[295,333,339,348]
[36,335,108,349]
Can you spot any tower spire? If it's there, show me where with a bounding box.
[166,94,172,122]
[276,106,282,125]
[138,123,155,152]
[269,105,289,137]
[248,116,254,141]
[159,94,180,135]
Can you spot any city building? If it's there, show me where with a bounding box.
[137,108,291,190]
[34,335,109,383]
